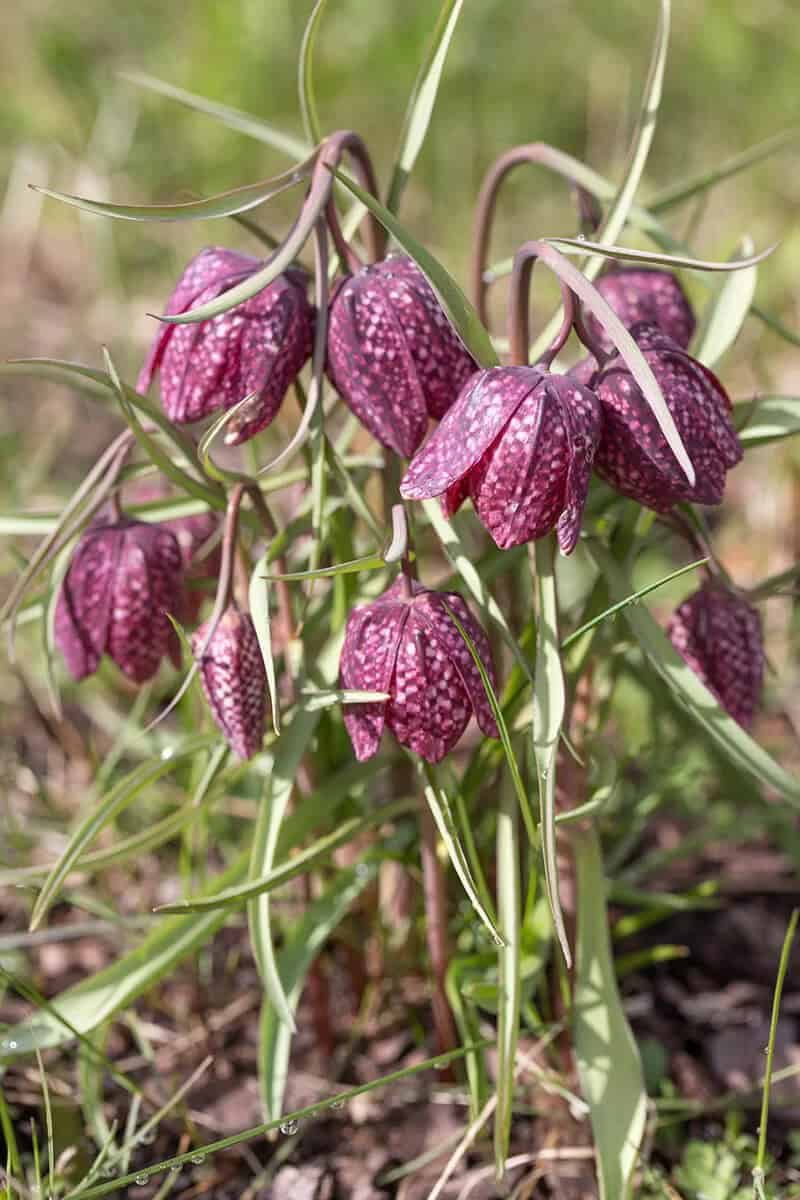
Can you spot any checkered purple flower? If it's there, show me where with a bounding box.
[586,268,696,355]
[340,577,498,763]
[192,606,267,759]
[593,321,742,511]
[667,584,763,728]
[55,518,184,683]
[326,254,477,457]
[400,367,601,553]
[137,247,314,444]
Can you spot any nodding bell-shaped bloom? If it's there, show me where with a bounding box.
[137,247,314,444]
[593,321,742,511]
[326,254,477,458]
[164,509,221,625]
[192,607,267,759]
[400,367,601,554]
[340,577,498,764]
[55,518,184,684]
[667,584,763,728]
[586,267,696,354]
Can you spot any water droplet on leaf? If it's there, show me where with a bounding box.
[280,1119,299,1135]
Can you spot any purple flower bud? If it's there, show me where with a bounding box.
[326,254,477,457]
[55,518,184,684]
[192,607,267,759]
[667,584,763,728]
[400,367,601,554]
[137,247,314,444]
[593,322,742,511]
[587,268,696,354]
[340,577,499,764]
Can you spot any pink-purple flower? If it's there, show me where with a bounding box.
[137,247,314,444]
[586,267,696,354]
[340,577,498,763]
[55,518,184,683]
[400,367,601,553]
[593,322,742,511]
[667,584,763,728]
[192,606,267,759]
[326,254,477,457]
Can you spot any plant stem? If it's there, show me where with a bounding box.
[418,797,458,1064]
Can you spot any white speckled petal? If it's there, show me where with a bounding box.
[192,608,267,758]
[340,598,409,761]
[415,591,499,738]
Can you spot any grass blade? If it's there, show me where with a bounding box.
[693,236,758,367]
[548,235,776,273]
[249,553,280,735]
[330,167,498,366]
[298,0,327,145]
[649,127,799,214]
[754,908,799,1197]
[386,0,465,215]
[736,396,800,447]
[494,777,521,1177]
[573,826,647,1200]
[530,537,570,967]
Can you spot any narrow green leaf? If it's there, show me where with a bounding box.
[754,908,799,1194]
[573,827,647,1200]
[693,236,758,367]
[3,851,250,1052]
[29,735,218,931]
[735,396,800,447]
[588,542,800,805]
[494,777,520,1176]
[751,304,800,348]
[32,161,310,223]
[650,127,800,214]
[330,167,498,367]
[531,537,570,967]
[248,708,322,1033]
[548,235,776,273]
[298,687,390,711]
[386,0,464,215]
[298,0,327,145]
[260,862,377,1118]
[266,553,385,581]
[422,764,502,943]
[155,799,414,913]
[120,70,311,159]
[249,553,280,736]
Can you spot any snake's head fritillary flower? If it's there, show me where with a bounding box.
[326,254,477,458]
[163,509,221,625]
[400,367,601,553]
[593,321,742,511]
[137,248,314,444]
[667,584,763,728]
[586,267,696,354]
[192,606,267,759]
[340,577,498,764]
[55,518,184,684]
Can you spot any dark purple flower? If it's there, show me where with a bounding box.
[340,577,498,763]
[326,254,477,457]
[192,606,267,759]
[55,518,184,684]
[586,267,695,354]
[137,247,314,444]
[667,584,763,728]
[400,367,601,553]
[593,321,742,511]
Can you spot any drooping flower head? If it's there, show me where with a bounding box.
[593,321,742,511]
[667,584,763,728]
[138,247,314,444]
[55,518,184,683]
[340,577,498,763]
[192,606,267,759]
[400,367,601,553]
[327,254,477,457]
[586,267,696,354]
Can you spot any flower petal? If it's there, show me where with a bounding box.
[551,378,602,555]
[107,524,184,683]
[340,600,409,761]
[54,526,118,680]
[400,366,543,500]
[193,608,266,758]
[415,591,499,738]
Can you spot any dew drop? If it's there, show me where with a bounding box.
[160,746,174,761]
[134,1174,149,1186]
[280,1119,299,1135]
[169,1165,181,1175]
[330,1099,345,1110]
[6,1040,17,1051]
[492,933,504,946]
[355,863,370,879]
[433,1059,448,1070]
[190,1154,206,1166]
[139,1129,156,1145]
[540,768,549,782]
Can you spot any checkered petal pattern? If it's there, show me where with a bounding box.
[326,254,477,457]
[667,584,764,728]
[594,321,742,511]
[55,518,184,684]
[402,368,600,554]
[586,268,696,354]
[339,578,498,763]
[137,248,313,443]
[192,607,267,759]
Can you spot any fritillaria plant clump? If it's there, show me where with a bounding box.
[2,2,799,1195]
